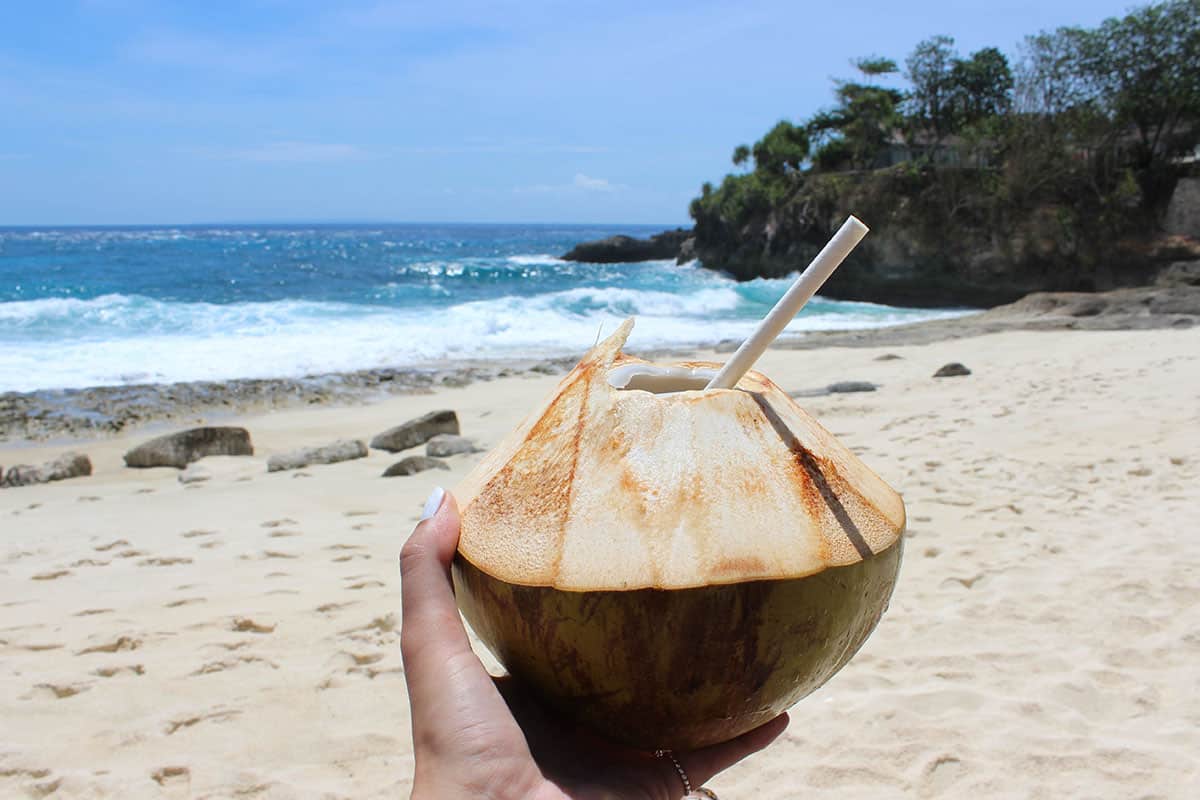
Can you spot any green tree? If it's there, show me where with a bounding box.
[949,47,1014,125]
[750,120,810,174]
[1080,0,1200,165]
[904,35,958,145]
[808,57,902,170]
[732,144,751,167]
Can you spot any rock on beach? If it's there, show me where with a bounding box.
[267,440,367,472]
[369,410,459,453]
[124,427,254,469]
[933,363,972,378]
[426,434,482,457]
[382,456,451,477]
[1,452,92,488]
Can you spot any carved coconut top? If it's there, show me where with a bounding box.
[456,319,905,591]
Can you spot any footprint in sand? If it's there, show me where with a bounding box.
[261,518,299,528]
[164,708,240,736]
[31,570,72,581]
[351,522,373,531]
[191,656,278,675]
[74,608,115,617]
[139,557,195,567]
[181,529,217,539]
[345,580,386,591]
[151,766,190,789]
[114,549,148,559]
[93,664,145,678]
[33,682,91,699]
[941,574,986,590]
[77,496,101,503]
[94,539,130,552]
[77,636,141,655]
[921,755,967,796]
[316,601,358,614]
[230,618,275,634]
[165,598,206,608]
[267,529,302,538]
[343,510,378,518]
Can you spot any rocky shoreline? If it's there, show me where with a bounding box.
[0,359,576,444]
[4,283,1196,444]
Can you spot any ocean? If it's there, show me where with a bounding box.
[0,224,965,394]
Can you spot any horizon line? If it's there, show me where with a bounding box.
[0,219,692,230]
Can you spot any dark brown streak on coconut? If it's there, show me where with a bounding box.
[548,363,595,579]
[750,393,874,561]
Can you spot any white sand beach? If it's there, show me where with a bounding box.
[2,326,1199,798]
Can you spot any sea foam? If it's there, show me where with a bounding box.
[0,224,968,392]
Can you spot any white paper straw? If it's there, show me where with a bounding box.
[705,215,869,390]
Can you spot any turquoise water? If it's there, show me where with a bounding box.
[0,224,962,392]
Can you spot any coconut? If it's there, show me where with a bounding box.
[452,318,905,750]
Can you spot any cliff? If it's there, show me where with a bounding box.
[562,173,1200,309]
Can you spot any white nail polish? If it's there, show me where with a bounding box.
[419,486,446,522]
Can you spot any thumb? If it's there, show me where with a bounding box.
[399,488,473,673]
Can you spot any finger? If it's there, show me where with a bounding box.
[399,488,474,673]
[680,713,790,787]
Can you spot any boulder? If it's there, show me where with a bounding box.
[124,427,253,469]
[788,381,878,399]
[370,410,459,453]
[267,439,367,472]
[426,434,482,457]
[1,452,92,488]
[561,229,691,263]
[1156,260,1200,288]
[827,381,878,394]
[933,363,972,378]
[382,456,451,477]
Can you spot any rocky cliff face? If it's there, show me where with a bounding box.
[693,216,1188,308]
[559,177,1199,308]
[689,173,1200,308]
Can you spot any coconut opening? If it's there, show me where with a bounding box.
[607,363,719,394]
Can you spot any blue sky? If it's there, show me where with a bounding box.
[1,0,1141,225]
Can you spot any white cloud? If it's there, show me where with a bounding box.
[573,173,618,192]
[513,173,626,195]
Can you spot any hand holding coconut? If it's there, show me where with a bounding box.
[401,217,903,795]
[401,490,788,800]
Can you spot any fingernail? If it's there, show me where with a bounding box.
[419,486,446,522]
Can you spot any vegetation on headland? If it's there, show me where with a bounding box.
[688,0,1200,306]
